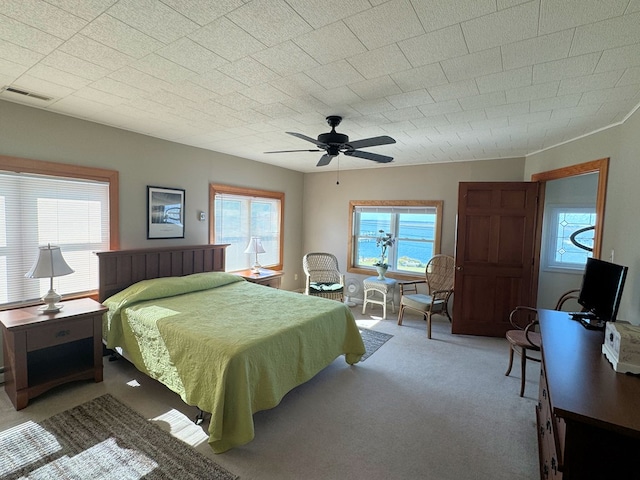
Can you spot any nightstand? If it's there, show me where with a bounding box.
[234,268,284,288]
[0,297,108,410]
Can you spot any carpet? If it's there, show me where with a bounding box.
[0,394,237,480]
[359,328,393,361]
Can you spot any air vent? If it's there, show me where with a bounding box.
[1,85,56,104]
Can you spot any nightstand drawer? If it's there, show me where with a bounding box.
[26,317,94,352]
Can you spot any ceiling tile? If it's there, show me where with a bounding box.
[218,57,279,87]
[0,56,29,79]
[271,73,325,97]
[348,44,412,79]
[344,0,424,50]
[305,60,365,89]
[383,106,425,122]
[0,13,63,55]
[225,0,312,47]
[160,0,244,26]
[294,22,366,66]
[458,91,506,110]
[530,93,581,112]
[570,12,640,56]
[411,0,495,32]
[417,100,462,117]
[189,69,246,96]
[440,48,502,83]
[595,44,640,73]
[0,0,87,39]
[386,89,433,109]
[287,0,371,28]
[557,70,624,96]
[428,79,479,102]
[539,0,628,35]
[252,41,319,76]
[312,86,362,107]
[132,54,196,84]
[0,39,43,67]
[59,34,133,71]
[159,41,226,75]
[241,83,290,104]
[40,50,110,81]
[28,63,91,90]
[188,17,265,62]
[501,29,573,70]
[476,67,532,94]
[349,76,402,100]
[398,25,468,68]
[391,64,448,92]
[80,13,162,58]
[109,65,173,93]
[533,53,600,84]
[43,0,116,21]
[505,81,559,103]
[461,1,539,53]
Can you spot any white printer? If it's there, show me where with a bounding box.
[602,321,640,374]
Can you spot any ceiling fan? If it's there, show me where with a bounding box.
[265,116,396,167]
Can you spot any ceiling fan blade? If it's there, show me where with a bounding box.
[346,135,396,150]
[265,149,321,153]
[316,154,335,167]
[286,132,327,148]
[344,150,393,163]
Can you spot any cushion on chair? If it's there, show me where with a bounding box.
[400,294,444,312]
[309,282,343,293]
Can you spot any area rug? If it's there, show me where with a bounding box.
[359,328,393,361]
[0,394,237,480]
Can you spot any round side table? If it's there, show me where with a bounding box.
[362,276,397,319]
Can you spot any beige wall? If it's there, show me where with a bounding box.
[525,107,640,323]
[0,101,305,292]
[302,158,526,297]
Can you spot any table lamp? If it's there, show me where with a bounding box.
[25,244,74,313]
[244,237,266,274]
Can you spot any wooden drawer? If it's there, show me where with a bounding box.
[26,317,94,352]
[259,277,281,288]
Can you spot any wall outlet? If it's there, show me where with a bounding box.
[294,273,298,280]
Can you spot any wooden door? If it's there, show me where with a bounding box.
[452,182,539,337]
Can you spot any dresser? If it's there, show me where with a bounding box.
[537,310,640,479]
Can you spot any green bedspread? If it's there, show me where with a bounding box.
[103,272,364,453]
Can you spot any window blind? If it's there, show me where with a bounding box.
[214,192,281,271]
[0,172,110,305]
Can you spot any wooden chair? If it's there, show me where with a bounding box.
[397,254,455,339]
[505,289,580,396]
[303,252,345,302]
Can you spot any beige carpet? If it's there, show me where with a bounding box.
[0,307,540,480]
[1,394,237,480]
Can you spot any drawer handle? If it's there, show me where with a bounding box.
[543,463,549,478]
[55,329,71,338]
[546,419,552,433]
[542,388,547,399]
[551,456,558,473]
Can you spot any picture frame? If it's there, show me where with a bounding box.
[147,186,185,239]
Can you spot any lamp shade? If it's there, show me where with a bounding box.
[243,237,266,255]
[25,244,74,279]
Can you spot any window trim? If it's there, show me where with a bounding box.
[209,184,284,272]
[347,200,443,280]
[0,154,119,308]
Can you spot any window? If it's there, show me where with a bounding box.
[210,184,283,272]
[349,201,443,276]
[0,156,118,307]
[544,205,595,271]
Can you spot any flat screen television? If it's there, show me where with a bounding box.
[577,257,628,325]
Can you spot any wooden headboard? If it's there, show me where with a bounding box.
[96,244,228,302]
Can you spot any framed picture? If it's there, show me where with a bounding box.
[147,186,185,239]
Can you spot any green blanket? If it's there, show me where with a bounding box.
[103,272,364,453]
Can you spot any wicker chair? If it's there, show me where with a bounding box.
[303,252,345,302]
[397,254,455,339]
[505,289,580,396]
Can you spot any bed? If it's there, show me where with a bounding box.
[96,245,364,453]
